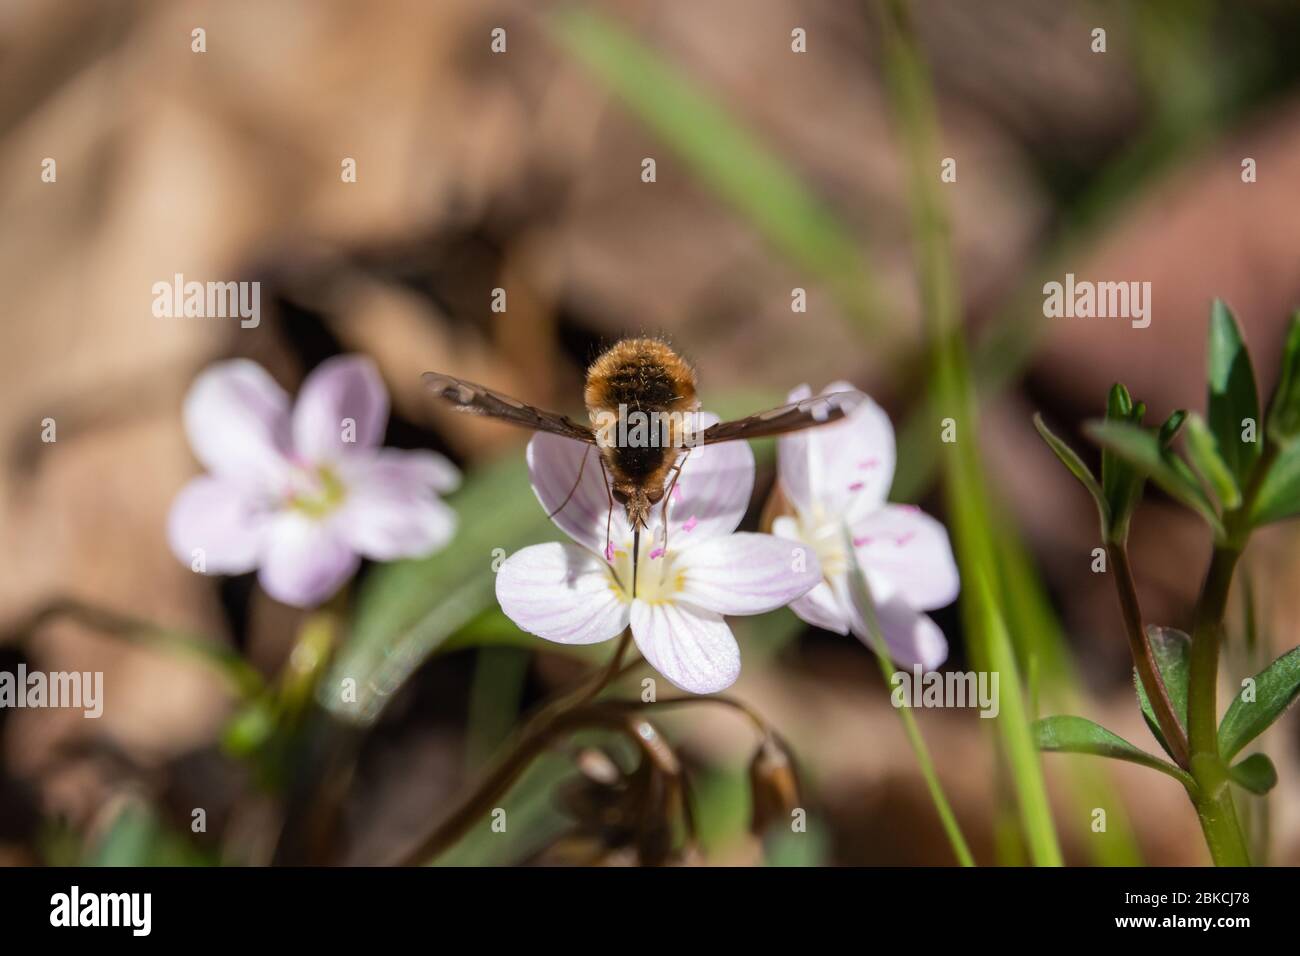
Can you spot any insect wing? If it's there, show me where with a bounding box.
[421,372,595,443]
[696,390,864,444]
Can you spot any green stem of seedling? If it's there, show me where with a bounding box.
[1182,437,1276,866]
[1106,542,1191,769]
[1186,544,1250,866]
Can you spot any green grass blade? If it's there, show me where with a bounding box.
[546,7,884,337]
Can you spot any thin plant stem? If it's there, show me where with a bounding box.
[608,694,770,737]
[1180,436,1280,866]
[1107,542,1191,769]
[841,528,975,866]
[867,647,976,867]
[1185,544,1250,866]
[877,0,1060,866]
[7,596,263,699]
[394,630,634,865]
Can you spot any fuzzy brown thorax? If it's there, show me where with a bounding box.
[585,338,699,529]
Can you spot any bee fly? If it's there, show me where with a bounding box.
[423,337,862,597]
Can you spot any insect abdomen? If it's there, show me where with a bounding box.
[585,338,699,491]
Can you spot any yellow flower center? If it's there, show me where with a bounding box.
[287,465,347,519]
[605,533,686,605]
[787,505,848,579]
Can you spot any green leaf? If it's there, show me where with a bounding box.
[82,804,212,867]
[1158,409,1187,449]
[1228,753,1278,795]
[429,754,575,866]
[1266,311,1300,443]
[1218,646,1300,760]
[1134,626,1190,760]
[1032,413,1106,523]
[1250,441,1300,526]
[1183,412,1241,509]
[1085,420,1224,537]
[1207,299,1261,485]
[1033,715,1192,786]
[1100,384,1142,533]
[321,453,557,724]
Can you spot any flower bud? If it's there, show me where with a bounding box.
[748,735,801,836]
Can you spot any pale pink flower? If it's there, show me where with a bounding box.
[168,356,459,607]
[771,382,958,669]
[495,422,822,694]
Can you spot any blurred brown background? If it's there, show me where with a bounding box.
[2,0,1300,865]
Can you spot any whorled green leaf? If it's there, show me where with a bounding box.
[1102,384,1134,502]
[1033,715,1192,786]
[1184,412,1241,509]
[1228,753,1278,795]
[1100,384,1144,537]
[1250,441,1300,526]
[1207,299,1261,485]
[1033,413,1106,525]
[1134,626,1190,760]
[1266,311,1300,444]
[320,452,557,724]
[1085,420,1224,537]
[1218,646,1300,760]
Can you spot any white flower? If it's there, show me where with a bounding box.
[168,356,460,607]
[495,422,822,694]
[771,382,959,669]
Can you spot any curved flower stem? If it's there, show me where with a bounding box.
[4,596,264,699]
[605,693,770,738]
[571,630,633,707]
[1106,541,1190,769]
[394,631,635,866]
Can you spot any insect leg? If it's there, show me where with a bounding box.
[597,454,615,560]
[660,448,691,553]
[547,445,591,519]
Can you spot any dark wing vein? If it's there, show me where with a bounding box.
[698,390,864,444]
[421,372,595,443]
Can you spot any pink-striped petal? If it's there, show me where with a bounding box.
[496,542,629,645]
[661,416,754,542]
[676,532,820,616]
[778,381,894,523]
[360,447,461,495]
[167,476,270,574]
[864,597,949,670]
[334,449,460,560]
[851,504,959,611]
[527,433,631,554]
[293,355,390,462]
[258,511,359,607]
[630,601,740,694]
[788,579,851,635]
[183,359,292,491]
[835,574,949,669]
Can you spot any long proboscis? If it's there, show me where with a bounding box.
[632,526,640,599]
